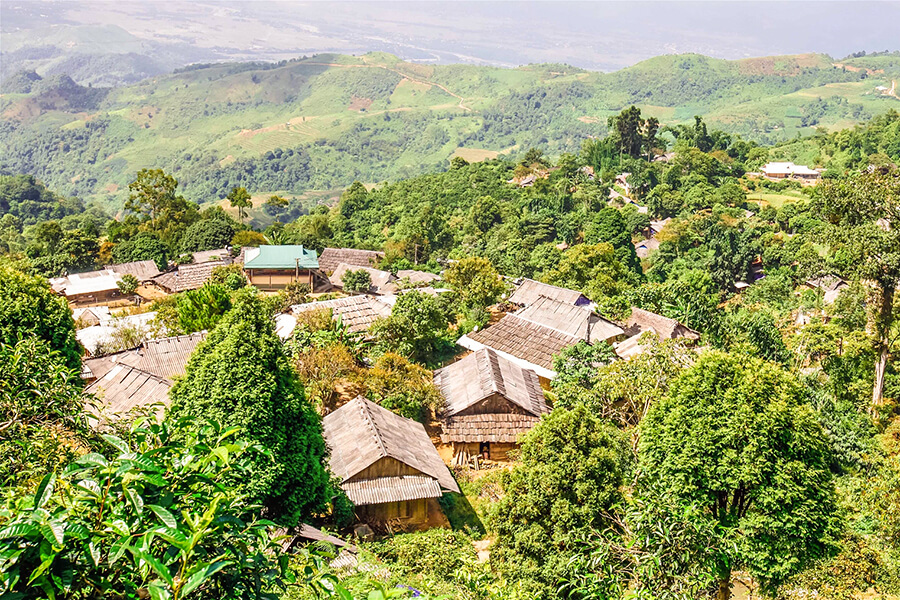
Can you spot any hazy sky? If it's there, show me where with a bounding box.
[3,1,899,71]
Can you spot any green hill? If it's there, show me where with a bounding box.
[1,51,898,206]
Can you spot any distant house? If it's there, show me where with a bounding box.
[634,237,660,259]
[396,270,442,285]
[76,311,158,356]
[242,245,326,291]
[73,306,113,327]
[761,162,821,181]
[804,276,848,304]
[275,295,392,339]
[435,348,549,465]
[191,248,232,263]
[458,296,623,381]
[82,332,206,426]
[50,269,126,306]
[329,263,398,295]
[151,258,238,293]
[647,218,671,238]
[323,396,460,527]
[508,279,592,307]
[318,248,384,273]
[107,260,162,282]
[615,307,700,359]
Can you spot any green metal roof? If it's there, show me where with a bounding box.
[243,245,319,270]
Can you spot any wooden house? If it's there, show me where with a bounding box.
[435,348,549,465]
[615,307,700,359]
[318,248,385,273]
[458,295,623,382]
[50,269,126,306]
[323,396,459,527]
[242,245,327,291]
[329,263,398,295]
[761,162,820,181]
[508,279,592,307]
[107,260,162,282]
[152,260,231,293]
[275,295,392,339]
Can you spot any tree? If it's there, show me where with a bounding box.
[116,273,139,295]
[227,186,253,224]
[175,283,232,333]
[608,106,645,159]
[545,242,635,302]
[125,169,199,244]
[0,339,87,488]
[167,290,330,524]
[817,168,900,408]
[551,340,617,390]
[639,351,841,599]
[179,219,235,254]
[363,353,444,423]
[112,231,169,271]
[0,264,80,370]
[231,230,268,248]
[0,420,295,599]
[341,268,372,293]
[371,290,449,363]
[490,403,629,596]
[443,257,507,310]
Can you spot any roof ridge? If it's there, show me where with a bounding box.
[484,349,503,396]
[355,396,388,459]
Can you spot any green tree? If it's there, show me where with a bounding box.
[167,290,330,524]
[639,351,841,599]
[0,420,295,599]
[545,242,635,302]
[341,268,372,293]
[443,256,507,310]
[371,290,449,363]
[817,168,900,408]
[112,231,169,271]
[116,273,140,295]
[490,403,629,596]
[179,219,235,254]
[0,264,80,370]
[227,186,253,224]
[125,169,199,244]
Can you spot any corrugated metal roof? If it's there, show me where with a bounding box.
[243,245,319,270]
[51,270,122,296]
[134,332,206,379]
[85,364,170,420]
[342,476,443,505]
[318,248,384,273]
[107,260,162,281]
[323,396,459,495]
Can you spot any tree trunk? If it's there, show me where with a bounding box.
[716,572,732,600]
[872,285,894,410]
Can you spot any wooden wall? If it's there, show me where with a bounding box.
[357,498,428,524]
[245,269,314,291]
[348,456,422,482]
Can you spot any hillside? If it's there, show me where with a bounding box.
[2,51,898,206]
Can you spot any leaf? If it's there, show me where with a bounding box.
[109,538,130,566]
[123,485,144,515]
[0,523,39,539]
[211,446,229,465]
[101,434,130,455]
[40,521,64,546]
[27,554,55,585]
[33,473,55,510]
[147,505,177,528]
[153,527,188,550]
[148,581,172,600]
[86,540,100,567]
[128,547,175,588]
[181,560,230,596]
[75,453,109,468]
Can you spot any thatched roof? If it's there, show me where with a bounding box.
[624,307,699,341]
[634,237,660,259]
[85,364,170,419]
[462,313,578,376]
[152,260,230,293]
[329,263,398,295]
[507,279,590,307]
[82,332,206,381]
[107,260,162,281]
[318,248,384,273]
[276,295,391,339]
[397,270,441,284]
[435,349,548,444]
[435,349,547,418]
[323,396,459,505]
[192,248,231,263]
[516,296,623,343]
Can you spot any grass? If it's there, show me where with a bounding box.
[747,191,806,209]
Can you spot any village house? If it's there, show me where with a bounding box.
[458,295,623,382]
[329,263,398,295]
[614,307,700,359]
[242,245,327,291]
[76,311,158,356]
[507,278,593,307]
[317,248,385,273]
[107,260,163,282]
[274,295,392,340]
[435,348,549,467]
[50,269,126,306]
[323,396,460,528]
[396,270,442,285]
[73,306,113,328]
[82,332,206,426]
[804,276,848,304]
[761,162,821,181]
[634,237,660,259]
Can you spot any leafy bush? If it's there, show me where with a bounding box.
[376,529,477,580]
[117,273,140,295]
[341,268,372,292]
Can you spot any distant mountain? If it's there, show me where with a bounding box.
[1,52,898,206]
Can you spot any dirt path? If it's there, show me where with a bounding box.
[299,61,472,112]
